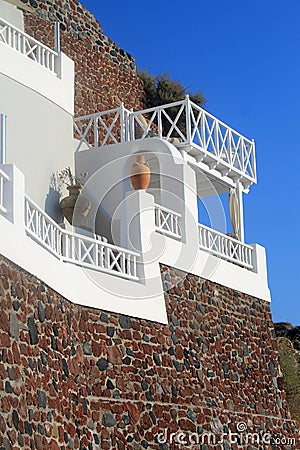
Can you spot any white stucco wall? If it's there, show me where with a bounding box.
[0,22,75,218]
[0,1,24,30]
[0,73,74,220]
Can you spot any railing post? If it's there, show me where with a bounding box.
[94,115,98,148]
[120,102,125,143]
[251,139,257,182]
[0,114,7,164]
[129,108,134,141]
[55,22,61,54]
[157,108,162,139]
[185,95,192,145]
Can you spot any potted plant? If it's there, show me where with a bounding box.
[58,167,89,225]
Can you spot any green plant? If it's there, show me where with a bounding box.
[139,71,206,108]
[138,71,206,137]
[58,167,87,187]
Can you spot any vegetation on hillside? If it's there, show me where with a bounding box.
[138,71,206,138]
[138,71,206,109]
[275,323,300,422]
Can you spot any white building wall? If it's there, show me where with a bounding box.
[0,33,75,220]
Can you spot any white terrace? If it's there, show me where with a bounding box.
[74,97,257,190]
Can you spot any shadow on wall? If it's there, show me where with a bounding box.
[45,187,63,223]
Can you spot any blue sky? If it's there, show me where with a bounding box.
[80,0,300,324]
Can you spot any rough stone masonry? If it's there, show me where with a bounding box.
[22,0,146,116]
[0,255,299,449]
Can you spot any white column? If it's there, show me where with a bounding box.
[121,189,161,281]
[237,181,245,242]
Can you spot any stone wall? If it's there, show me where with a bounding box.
[0,255,299,449]
[22,0,145,116]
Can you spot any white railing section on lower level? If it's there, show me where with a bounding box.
[62,233,138,280]
[198,223,254,269]
[25,195,63,257]
[0,167,9,214]
[155,204,181,239]
[0,17,58,74]
[24,196,139,280]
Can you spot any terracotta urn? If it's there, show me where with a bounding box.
[130,155,150,190]
[59,185,91,225]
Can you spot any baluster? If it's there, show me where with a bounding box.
[185,95,191,144]
[157,109,162,139]
[201,111,206,150]
[94,116,99,148]
[121,252,126,274]
[155,207,159,228]
[99,244,104,267]
[50,53,55,72]
[127,254,132,277]
[215,121,219,158]
[175,216,179,236]
[21,34,25,55]
[120,103,125,142]
[170,214,174,234]
[105,246,110,269]
[7,25,11,47]
[132,255,137,278]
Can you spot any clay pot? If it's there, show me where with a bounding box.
[59,185,91,225]
[130,155,150,190]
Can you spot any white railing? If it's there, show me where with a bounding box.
[129,97,256,183]
[74,105,131,151]
[198,223,254,269]
[0,17,58,74]
[62,233,138,280]
[74,98,256,184]
[25,195,63,257]
[155,204,181,239]
[0,167,9,214]
[24,196,139,280]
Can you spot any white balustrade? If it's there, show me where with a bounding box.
[74,105,131,151]
[24,196,139,280]
[74,98,256,184]
[25,196,63,257]
[155,204,181,239]
[0,167,9,213]
[0,17,58,74]
[62,232,138,280]
[198,223,254,269]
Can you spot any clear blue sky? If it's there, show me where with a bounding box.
[80,0,300,324]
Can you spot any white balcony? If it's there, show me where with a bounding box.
[74,97,256,189]
[0,17,59,75]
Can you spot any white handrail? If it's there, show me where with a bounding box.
[0,17,58,74]
[198,223,254,269]
[154,204,181,239]
[24,196,139,280]
[0,167,9,214]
